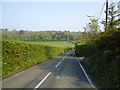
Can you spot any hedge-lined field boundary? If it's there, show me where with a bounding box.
[75,30,120,88]
[2,40,71,78]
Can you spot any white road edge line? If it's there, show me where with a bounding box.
[33,72,51,90]
[76,57,95,88]
[55,61,61,67]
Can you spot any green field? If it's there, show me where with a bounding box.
[33,41,75,48]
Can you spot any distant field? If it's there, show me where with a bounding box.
[36,41,75,48]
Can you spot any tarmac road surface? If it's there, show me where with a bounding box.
[2,50,95,88]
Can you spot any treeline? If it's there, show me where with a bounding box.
[2,29,79,41]
[2,40,71,78]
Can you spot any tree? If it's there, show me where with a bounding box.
[19,30,24,34]
[78,18,100,43]
[107,3,119,30]
[3,28,8,31]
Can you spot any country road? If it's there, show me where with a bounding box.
[2,50,96,88]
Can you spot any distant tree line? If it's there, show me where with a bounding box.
[1,29,79,42]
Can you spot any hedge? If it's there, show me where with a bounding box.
[2,40,70,78]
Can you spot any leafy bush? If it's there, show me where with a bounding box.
[2,40,70,78]
[75,30,120,88]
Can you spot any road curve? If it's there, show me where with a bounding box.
[2,50,95,88]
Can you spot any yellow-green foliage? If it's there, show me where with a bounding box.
[2,40,68,78]
[75,29,120,88]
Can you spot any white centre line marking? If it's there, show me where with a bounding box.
[34,72,51,90]
[62,56,66,60]
[62,53,69,60]
[55,52,69,68]
[55,61,61,67]
[76,57,95,88]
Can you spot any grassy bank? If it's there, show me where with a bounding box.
[75,30,120,88]
[2,40,71,78]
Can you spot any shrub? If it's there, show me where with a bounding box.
[75,30,120,88]
[2,40,69,78]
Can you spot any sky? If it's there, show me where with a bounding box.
[1,0,119,32]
